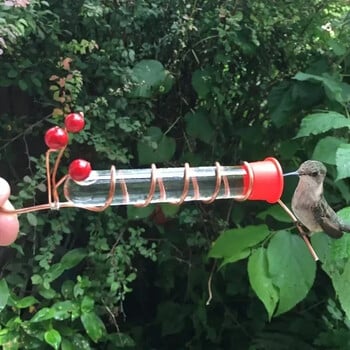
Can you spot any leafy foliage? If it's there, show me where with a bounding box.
[1,0,350,349]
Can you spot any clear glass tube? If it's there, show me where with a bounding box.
[63,165,248,207]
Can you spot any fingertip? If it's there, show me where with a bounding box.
[0,178,11,207]
[0,200,19,246]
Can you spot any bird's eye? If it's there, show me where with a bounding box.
[311,171,318,177]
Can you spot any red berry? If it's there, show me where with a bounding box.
[64,112,85,133]
[45,126,69,150]
[68,159,92,181]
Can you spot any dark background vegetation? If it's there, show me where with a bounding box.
[1,0,350,349]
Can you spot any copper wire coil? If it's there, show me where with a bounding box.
[0,162,254,214]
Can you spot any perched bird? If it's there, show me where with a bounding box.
[291,160,350,239]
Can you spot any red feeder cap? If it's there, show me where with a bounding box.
[242,157,284,203]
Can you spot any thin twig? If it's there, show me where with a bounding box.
[206,260,217,305]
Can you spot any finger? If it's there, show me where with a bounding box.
[0,178,11,207]
[0,199,19,246]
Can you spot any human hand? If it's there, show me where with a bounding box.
[0,178,19,245]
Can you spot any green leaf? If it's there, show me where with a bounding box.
[268,81,295,127]
[31,307,56,322]
[26,213,38,227]
[336,143,350,180]
[81,312,106,343]
[248,247,278,320]
[331,260,350,320]
[81,296,94,313]
[14,296,38,309]
[108,332,136,347]
[208,225,270,266]
[127,204,155,220]
[257,205,291,223]
[185,110,214,144]
[0,279,10,311]
[61,338,74,350]
[295,112,350,138]
[294,72,347,103]
[312,136,345,165]
[52,301,79,321]
[267,231,316,315]
[130,59,174,98]
[60,248,87,269]
[159,203,179,218]
[192,69,213,99]
[44,329,61,350]
[137,127,176,165]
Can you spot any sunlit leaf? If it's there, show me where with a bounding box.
[295,112,350,138]
[137,127,176,164]
[312,136,345,165]
[267,231,316,315]
[81,312,106,343]
[209,225,270,266]
[335,144,350,180]
[0,279,9,312]
[44,329,61,350]
[185,110,214,144]
[248,247,278,320]
[192,69,213,99]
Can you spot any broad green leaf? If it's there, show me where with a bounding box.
[0,330,17,346]
[31,307,56,322]
[295,112,350,138]
[310,233,332,263]
[268,81,295,127]
[294,72,346,103]
[127,204,155,220]
[130,59,174,98]
[248,247,278,320]
[0,279,10,311]
[61,338,74,350]
[52,301,79,321]
[336,144,350,180]
[14,296,38,309]
[185,110,214,144]
[159,203,179,218]
[267,231,316,315]
[332,260,350,320]
[44,329,61,350]
[208,225,270,266]
[137,127,176,165]
[60,248,87,270]
[45,263,65,282]
[81,296,94,313]
[312,136,345,165]
[81,312,106,343]
[192,69,213,99]
[108,332,136,347]
[26,213,37,227]
[337,207,350,223]
[257,205,291,223]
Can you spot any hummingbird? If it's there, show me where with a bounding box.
[289,160,350,239]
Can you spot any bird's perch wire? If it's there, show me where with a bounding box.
[277,199,319,261]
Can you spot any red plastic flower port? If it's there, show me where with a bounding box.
[68,159,92,181]
[65,112,85,133]
[45,126,69,150]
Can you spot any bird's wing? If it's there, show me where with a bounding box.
[312,202,343,239]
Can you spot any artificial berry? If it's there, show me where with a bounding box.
[45,126,69,150]
[64,112,85,133]
[68,159,92,181]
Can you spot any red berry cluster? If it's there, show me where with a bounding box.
[44,112,91,181]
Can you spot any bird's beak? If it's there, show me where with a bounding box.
[283,170,299,177]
